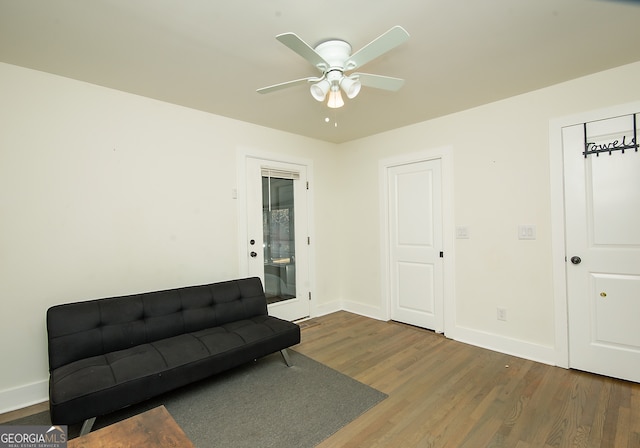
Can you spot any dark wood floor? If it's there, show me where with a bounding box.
[3,311,639,447]
[294,311,640,448]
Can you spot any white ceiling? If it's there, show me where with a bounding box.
[1,0,640,143]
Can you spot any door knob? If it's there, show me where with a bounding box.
[570,256,581,265]
[250,251,257,258]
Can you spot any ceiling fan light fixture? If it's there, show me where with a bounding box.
[327,88,344,108]
[310,79,330,101]
[340,76,361,99]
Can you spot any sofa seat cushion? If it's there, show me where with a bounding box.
[50,315,296,406]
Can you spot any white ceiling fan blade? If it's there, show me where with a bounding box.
[347,26,410,70]
[256,77,321,94]
[276,32,329,71]
[353,73,405,91]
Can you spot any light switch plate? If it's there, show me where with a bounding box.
[518,224,536,240]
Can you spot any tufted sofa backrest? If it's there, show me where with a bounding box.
[46,277,268,371]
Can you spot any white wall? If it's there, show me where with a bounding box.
[338,61,640,364]
[2,59,640,412]
[0,62,340,411]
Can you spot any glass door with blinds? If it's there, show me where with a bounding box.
[245,158,310,321]
[262,171,296,304]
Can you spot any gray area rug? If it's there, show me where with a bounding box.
[8,350,386,447]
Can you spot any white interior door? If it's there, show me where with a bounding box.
[387,159,443,330]
[563,114,640,383]
[245,157,310,321]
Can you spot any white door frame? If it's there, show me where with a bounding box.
[379,146,455,334]
[236,148,316,316]
[549,100,640,368]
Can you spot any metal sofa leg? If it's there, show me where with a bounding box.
[280,349,293,367]
[80,417,96,436]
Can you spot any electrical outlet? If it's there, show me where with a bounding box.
[497,307,507,321]
[456,226,470,239]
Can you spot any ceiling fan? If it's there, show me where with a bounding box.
[257,26,410,108]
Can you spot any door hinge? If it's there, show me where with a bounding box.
[308,291,312,301]
[306,181,309,190]
[440,251,444,258]
[307,236,311,245]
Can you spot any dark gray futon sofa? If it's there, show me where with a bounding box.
[46,277,300,434]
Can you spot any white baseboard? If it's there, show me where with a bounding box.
[0,380,48,414]
[448,325,559,367]
[311,300,342,318]
[342,300,385,321]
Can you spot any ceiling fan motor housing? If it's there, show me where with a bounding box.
[313,40,352,72]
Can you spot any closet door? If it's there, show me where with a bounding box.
[387,159,443,330]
